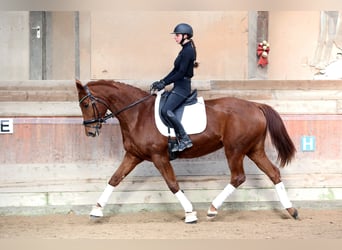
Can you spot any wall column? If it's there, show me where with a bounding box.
[248,11,269,79]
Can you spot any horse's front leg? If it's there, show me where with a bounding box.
[152,155,198,224]
[90,152,142,218]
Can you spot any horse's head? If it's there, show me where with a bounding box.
[75,80,112,137]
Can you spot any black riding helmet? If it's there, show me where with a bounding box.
[171,23,193,38]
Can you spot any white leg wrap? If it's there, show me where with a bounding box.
[212,184,236,209]
[185,211,198,223]
[175,190,193,213]
[275,182,293,209]
[90,206,103,217]
[97,184,114,208]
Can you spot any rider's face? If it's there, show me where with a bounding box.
[174,33,184,44]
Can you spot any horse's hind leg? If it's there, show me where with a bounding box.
[247,148,299,219]
[89,152,142,218]
[207,153,245,219]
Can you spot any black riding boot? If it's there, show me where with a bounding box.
[166,110,193,152]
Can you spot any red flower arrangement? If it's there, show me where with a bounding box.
[257,40,270,67]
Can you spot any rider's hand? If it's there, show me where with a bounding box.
[150,80,165,92]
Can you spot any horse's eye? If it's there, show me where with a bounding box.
[84,103,89,108]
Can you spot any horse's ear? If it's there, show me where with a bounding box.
[75,79,83,92]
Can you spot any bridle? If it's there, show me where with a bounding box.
[79,85,113,131]
[79,84,152,134]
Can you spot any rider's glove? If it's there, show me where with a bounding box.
[150,80,165,92]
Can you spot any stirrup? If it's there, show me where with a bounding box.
[178,140,193,152]
[171,143,180,152]
[172,137,193,152]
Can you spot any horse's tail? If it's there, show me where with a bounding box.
[258,103,296,167]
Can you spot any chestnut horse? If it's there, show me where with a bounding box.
[76,79,298,223]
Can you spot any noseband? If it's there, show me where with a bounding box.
[79,85,152,131]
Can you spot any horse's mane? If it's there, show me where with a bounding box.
[88,79,149,98]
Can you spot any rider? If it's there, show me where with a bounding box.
[151,23,199,152]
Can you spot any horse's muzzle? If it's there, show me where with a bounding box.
[87,131,98,137]
[85,123,101,137]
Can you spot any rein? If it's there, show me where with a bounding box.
[79,84,152,126]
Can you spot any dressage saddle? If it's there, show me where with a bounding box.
[158,89,198,128]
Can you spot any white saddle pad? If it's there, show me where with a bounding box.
[154,90,207,137]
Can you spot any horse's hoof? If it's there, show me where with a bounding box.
[207,209,218,220]
[185,211,198,224]
[89,205,103,218]
[291,208,299,220]
[287,207,299,220]
[89,215,102,221]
